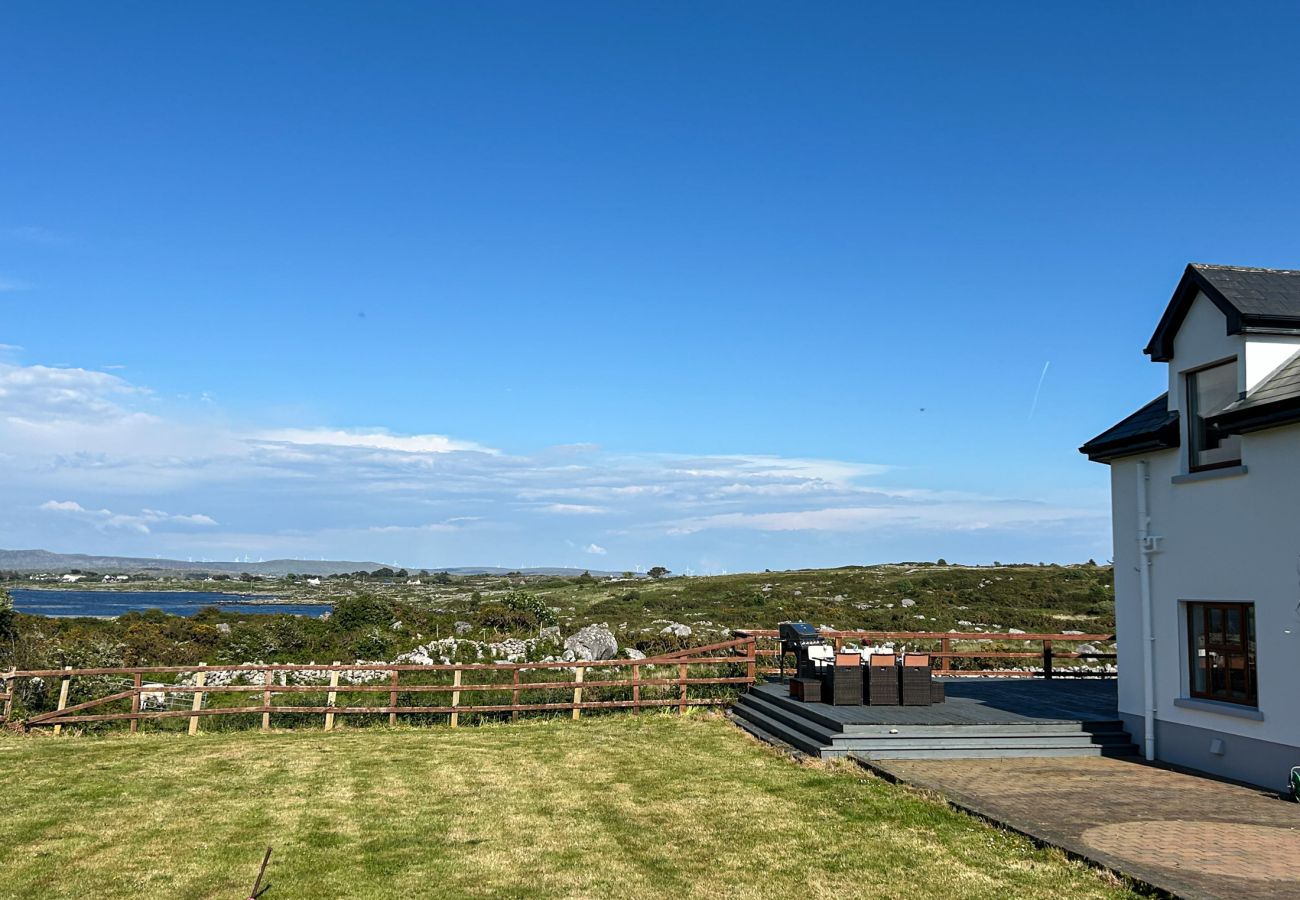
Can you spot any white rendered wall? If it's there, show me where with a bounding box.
[1245,336,1300,392]
[1114,292,1300,761]
[1111,432,1300,754]
[1165,292,1242,415]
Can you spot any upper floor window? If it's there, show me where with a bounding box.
[1185,360,1241,471]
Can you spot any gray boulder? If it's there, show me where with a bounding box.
[622,648,647,660]
[900,598,916,608]
[453,621,473,635]
[660,622,692,638]
[564,624,618,661]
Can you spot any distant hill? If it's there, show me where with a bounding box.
[0,549,622,578]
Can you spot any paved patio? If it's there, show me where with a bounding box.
[863,756,1300,900]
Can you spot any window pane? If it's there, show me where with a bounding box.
[1225,607,1242,646]
[1209,607,1224,645]
[1190,607,1208,692]
[1188,362,1242,468]
[1195,361,1238,415]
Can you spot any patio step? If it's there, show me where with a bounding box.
[731,686,1139,760]
[733,692,841,744]
[729,703,834,756]
[849,745,1140,761]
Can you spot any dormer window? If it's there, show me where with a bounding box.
[1186,360,1241,471]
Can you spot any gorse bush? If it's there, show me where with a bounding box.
[498,591,557,627]
[473,603,538,633]
[331,595,395,631]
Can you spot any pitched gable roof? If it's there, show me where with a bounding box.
[1079,393,1179,462]
[1144,264,1300,361]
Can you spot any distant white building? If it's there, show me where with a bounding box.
[1082,263,1300,790]
[59,574,84,583]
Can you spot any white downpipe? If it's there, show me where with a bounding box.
[1136,460,1158,762]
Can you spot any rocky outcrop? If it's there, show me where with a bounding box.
[563,624,617,661]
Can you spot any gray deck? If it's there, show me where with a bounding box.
[751,678,1119,726]
[731,679,1136,760]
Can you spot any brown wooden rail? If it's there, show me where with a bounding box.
[735,629,1116,678]
[0,637,758,733]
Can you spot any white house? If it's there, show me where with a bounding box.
[1081,263,1300,791]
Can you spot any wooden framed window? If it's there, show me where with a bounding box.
[1185,360,1242,471]
[1187,601,1256,706]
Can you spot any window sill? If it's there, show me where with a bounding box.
[1172,697,1264,720]
[1171,465,1247,484]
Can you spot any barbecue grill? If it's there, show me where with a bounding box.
[778,621,829,681]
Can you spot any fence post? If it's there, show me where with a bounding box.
[941,637,951,674]
[52,666,72,735]
[262,669,273,732]
[325,663,340,732]
[130,673,141,734]
[1043,640,1053,680]
[632,663,641,713]
[450,668,461,728]
[511,667,521,722]
[189,664,207,736]
[678,662,688,715]
[571,666,584,721]
[2,668,15,725]
[746,638,757,689]
[388,670,399,727]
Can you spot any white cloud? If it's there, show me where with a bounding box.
[0,363,154,427]
[39,499,218,534]
[0,360,1110,567]
[664,499,1093,536]
[539,503,608,515]
[257,428,496,455]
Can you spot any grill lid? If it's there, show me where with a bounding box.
[779,621,825,643]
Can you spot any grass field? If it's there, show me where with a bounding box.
[0,713,1139,899]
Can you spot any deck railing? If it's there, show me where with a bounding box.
[735,629,1116,678]
[0,637,758,734]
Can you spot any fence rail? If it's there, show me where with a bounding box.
[0,637,758,734]
[735,629,1116,678]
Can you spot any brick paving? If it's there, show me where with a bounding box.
[862,756,1300,899]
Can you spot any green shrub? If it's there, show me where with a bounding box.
[498,591,557,627]
[474,603,538,633]
[331,595,394,631]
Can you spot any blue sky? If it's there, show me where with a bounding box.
[3,2,1300,571]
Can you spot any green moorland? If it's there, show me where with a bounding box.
[2,563,1114,674]
[0,713,1141,900]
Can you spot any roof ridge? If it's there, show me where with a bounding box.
[1191,262,1300,275]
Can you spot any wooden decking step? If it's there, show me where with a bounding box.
[730,680,1137,760]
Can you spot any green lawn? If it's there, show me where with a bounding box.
[0,714,1138,899]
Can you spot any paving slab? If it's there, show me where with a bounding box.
[862,756,1300,899]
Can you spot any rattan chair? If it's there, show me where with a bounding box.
[867,653,899,706]
[821,652,863,706]
[901,653,932,706]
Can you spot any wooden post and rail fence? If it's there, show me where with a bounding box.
[0,637,757,734]
[0,630,1115,735]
